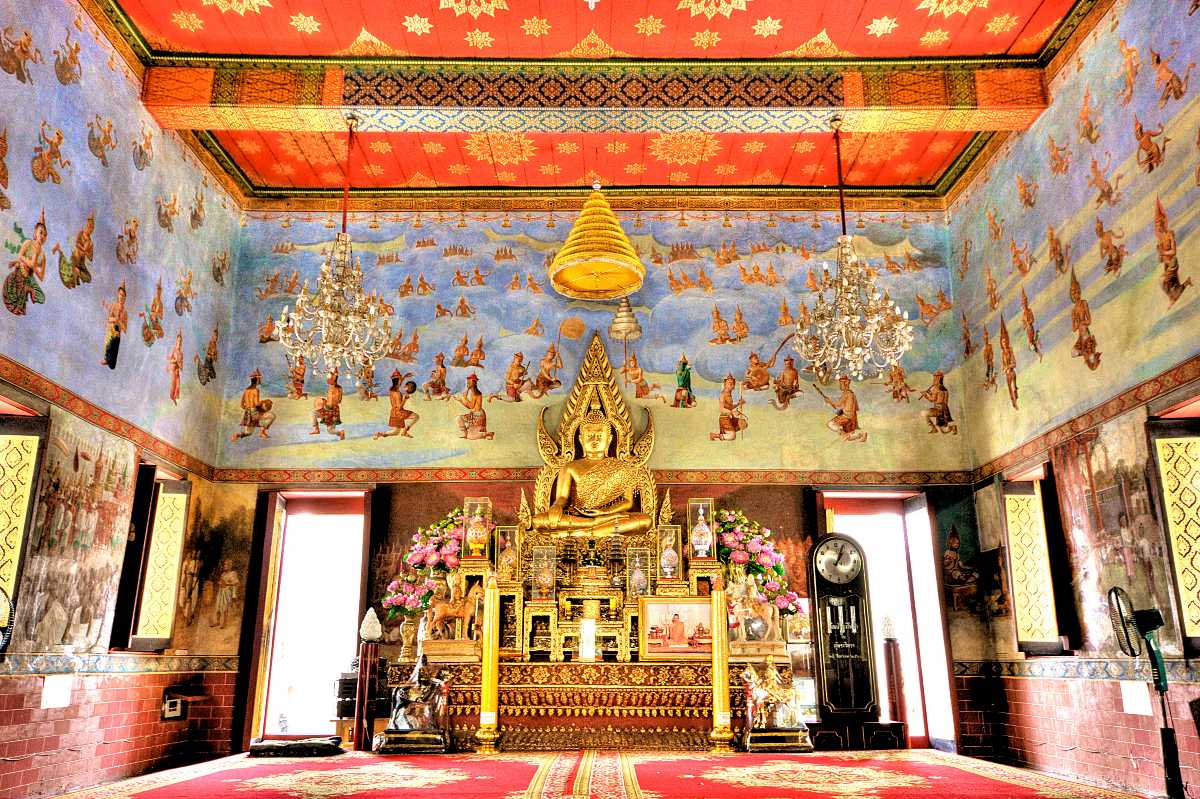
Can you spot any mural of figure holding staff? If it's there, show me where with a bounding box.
[490,352,531,402]
[710,374,747,441]
[817,376,867,443]
[1069,269,1102,371]
[31,121,70,184]
[286,354,307,399]
[1149,43,1194,108]
[53,211,93,288]
[1133,115,1169,172]
[530,343,563,398]
[999,315,1019,411]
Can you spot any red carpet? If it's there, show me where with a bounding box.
[55,749,1139,798]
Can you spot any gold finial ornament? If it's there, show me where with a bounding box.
[548,188,645,300]
[527,332,657,540]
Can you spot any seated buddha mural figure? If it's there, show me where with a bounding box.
[520,332,662,544]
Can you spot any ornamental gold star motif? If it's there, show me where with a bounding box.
[624,162,647,174]
[792,140,815,154]
[172,10,203,31]
[692,29,721,49]
[865,16,898,37]
[464,28,494,48]
[920,28,950,47]
[649,132,721,165]
[605,141,629,154]
[676,0,749,20]
[200,0,271,15]
[521,17,551,36]
[714,163,737,175]
[984,13,1019,34]
[669,170,691,182]
[439,0,509,19]
[464,131,537,165]
[539,163,561,175]
[634,15,665,36]
[403,14,433,35]
[370,141,393,154]
[555,141,580,154]
[742,140,765,154]
[448,163,471,175]
[916,0,989,17]
[289,13,320,34]
[422,141,445,154]
[752,17,782,37]
[497,171,517,182]
[362,163,385,177]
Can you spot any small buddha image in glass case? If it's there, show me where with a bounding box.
[531,545,556,600]
[627,548,651,596]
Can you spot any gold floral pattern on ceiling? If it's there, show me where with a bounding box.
[648,132,723,166]
[463,132,538,166]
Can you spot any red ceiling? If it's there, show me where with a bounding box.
[121,0,1075,59]
[213,130,975,189]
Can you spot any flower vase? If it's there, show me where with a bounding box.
[398,616,418,661]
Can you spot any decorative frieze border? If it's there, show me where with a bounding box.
[955,657,1200,685]
[0,652,237,676]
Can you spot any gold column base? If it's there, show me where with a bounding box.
[709,726,735,754]
[475,726,500,754]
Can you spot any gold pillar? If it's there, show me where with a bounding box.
[709,576,734,753]
[475,574,501,754]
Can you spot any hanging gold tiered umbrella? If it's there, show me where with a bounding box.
[548,186,645,300]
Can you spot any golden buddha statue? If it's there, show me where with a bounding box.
[519,332,663,543]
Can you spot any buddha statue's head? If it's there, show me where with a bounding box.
[578,399,613,459]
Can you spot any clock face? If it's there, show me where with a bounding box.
[815,538,863,585]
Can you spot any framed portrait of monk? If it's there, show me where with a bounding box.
[638,597,712,660]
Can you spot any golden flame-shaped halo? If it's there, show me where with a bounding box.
[549,190,645,300]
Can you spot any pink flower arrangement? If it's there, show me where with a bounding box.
[381,570,440,620]
[714,507,804,616]
[402,507,482,573]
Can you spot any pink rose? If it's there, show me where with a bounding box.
[756,552,773,568]
[424,552,440,567]
[764,580,780,592]
[775,595,790,609]
[387,580,400,593]
[747,539,763,553]
[730,550,750,565]
[443,553,460,569]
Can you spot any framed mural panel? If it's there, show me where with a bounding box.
[638,596,712,660]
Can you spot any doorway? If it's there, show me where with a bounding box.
[258,493,367,738]
[822,493,956,750]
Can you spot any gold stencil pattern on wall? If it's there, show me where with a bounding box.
[1005,490,1058,644]
[0,435,38,627]
[1155,437,1200,638]
[133,491,188,641]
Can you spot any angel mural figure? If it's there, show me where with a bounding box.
[423,352,451,400]
[1155,197,1193,307]
[885,363,914,402]
[0,128,10,211]
[673,354,696,408]
[986,208,1004,241]
[1015,175,1038,208]
[622,353,667,404]
[451,268,469,287]
[960,312,974,357]
[1133,116,1169,172]
[190,188,205,230]
[985,265,999,311]
[525,317,544,336]
[31,122,70,184]
[0,27,42,84]
[454,296,475,318]
[526,274,544,294]
[1047,136,1071,175]
[489,352,532,402]
[175,270,196,315]
[231,369,276,441]
[1020,287,1042,361]
[1117,39,1140,106]
[770,355,802,410]
[467,337,486,368]
[85,116,116,167]
[1070,270,1102,371]
[374,370,418,439]
[257,313,278,343]
[981,326,997,391]
[743,348,782,392]
[396,330,420,363]
[450,335,470,367]
[710,374,747,441]
[100,282,128,370]
[115,218,139,265]
[507,273,521,291]
[167,331,183,405]
[434,302,452,319]
[1150,44,1194,108]
[957,240,972,281]
[1046,224,1070,274]
[131,124,153,171]
[356,355,378,401]
[1009,239,1033,277]
[1088,154,1123,208]
[530,343,563,398]
[286,354,307,399]
[999,316,1019,411]
[310,368,346,440]
[417,274,436,295]
[138,278,164,346]
[777,300,794,327]
[455,374,493,440]
[53,211,93,288]
[710,306,731,344]
[1078,87,1101,144]
[397,275,413,297]
[4,210,48,315]
[52,28,80,85]
[921,372,957,435]
[195,326,219,385]
[1096,217,1128,275]
[156,194,179,232]
[817,377,867,443]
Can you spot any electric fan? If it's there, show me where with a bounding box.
[1107,586,1184,799]
[0,588,12,651]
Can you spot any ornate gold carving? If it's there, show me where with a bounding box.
[1156,436,1200,638]
[1004,488,1059,644]
[0,434,38,629]
[132,490,188,642]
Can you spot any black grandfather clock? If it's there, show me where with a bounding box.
[809,534,879,722]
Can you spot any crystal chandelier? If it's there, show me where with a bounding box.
[794,120,913,382]
[279,117,392,377]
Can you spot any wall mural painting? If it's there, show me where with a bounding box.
[1049,405,1181,657]
[930,485,1013,661]
[221,211,969,472]
[0,1,239,465]
[9,407,135,654]
[169,478,255,655]
[950,0,1200,467]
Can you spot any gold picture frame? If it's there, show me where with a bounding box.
[638,596,712,660]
